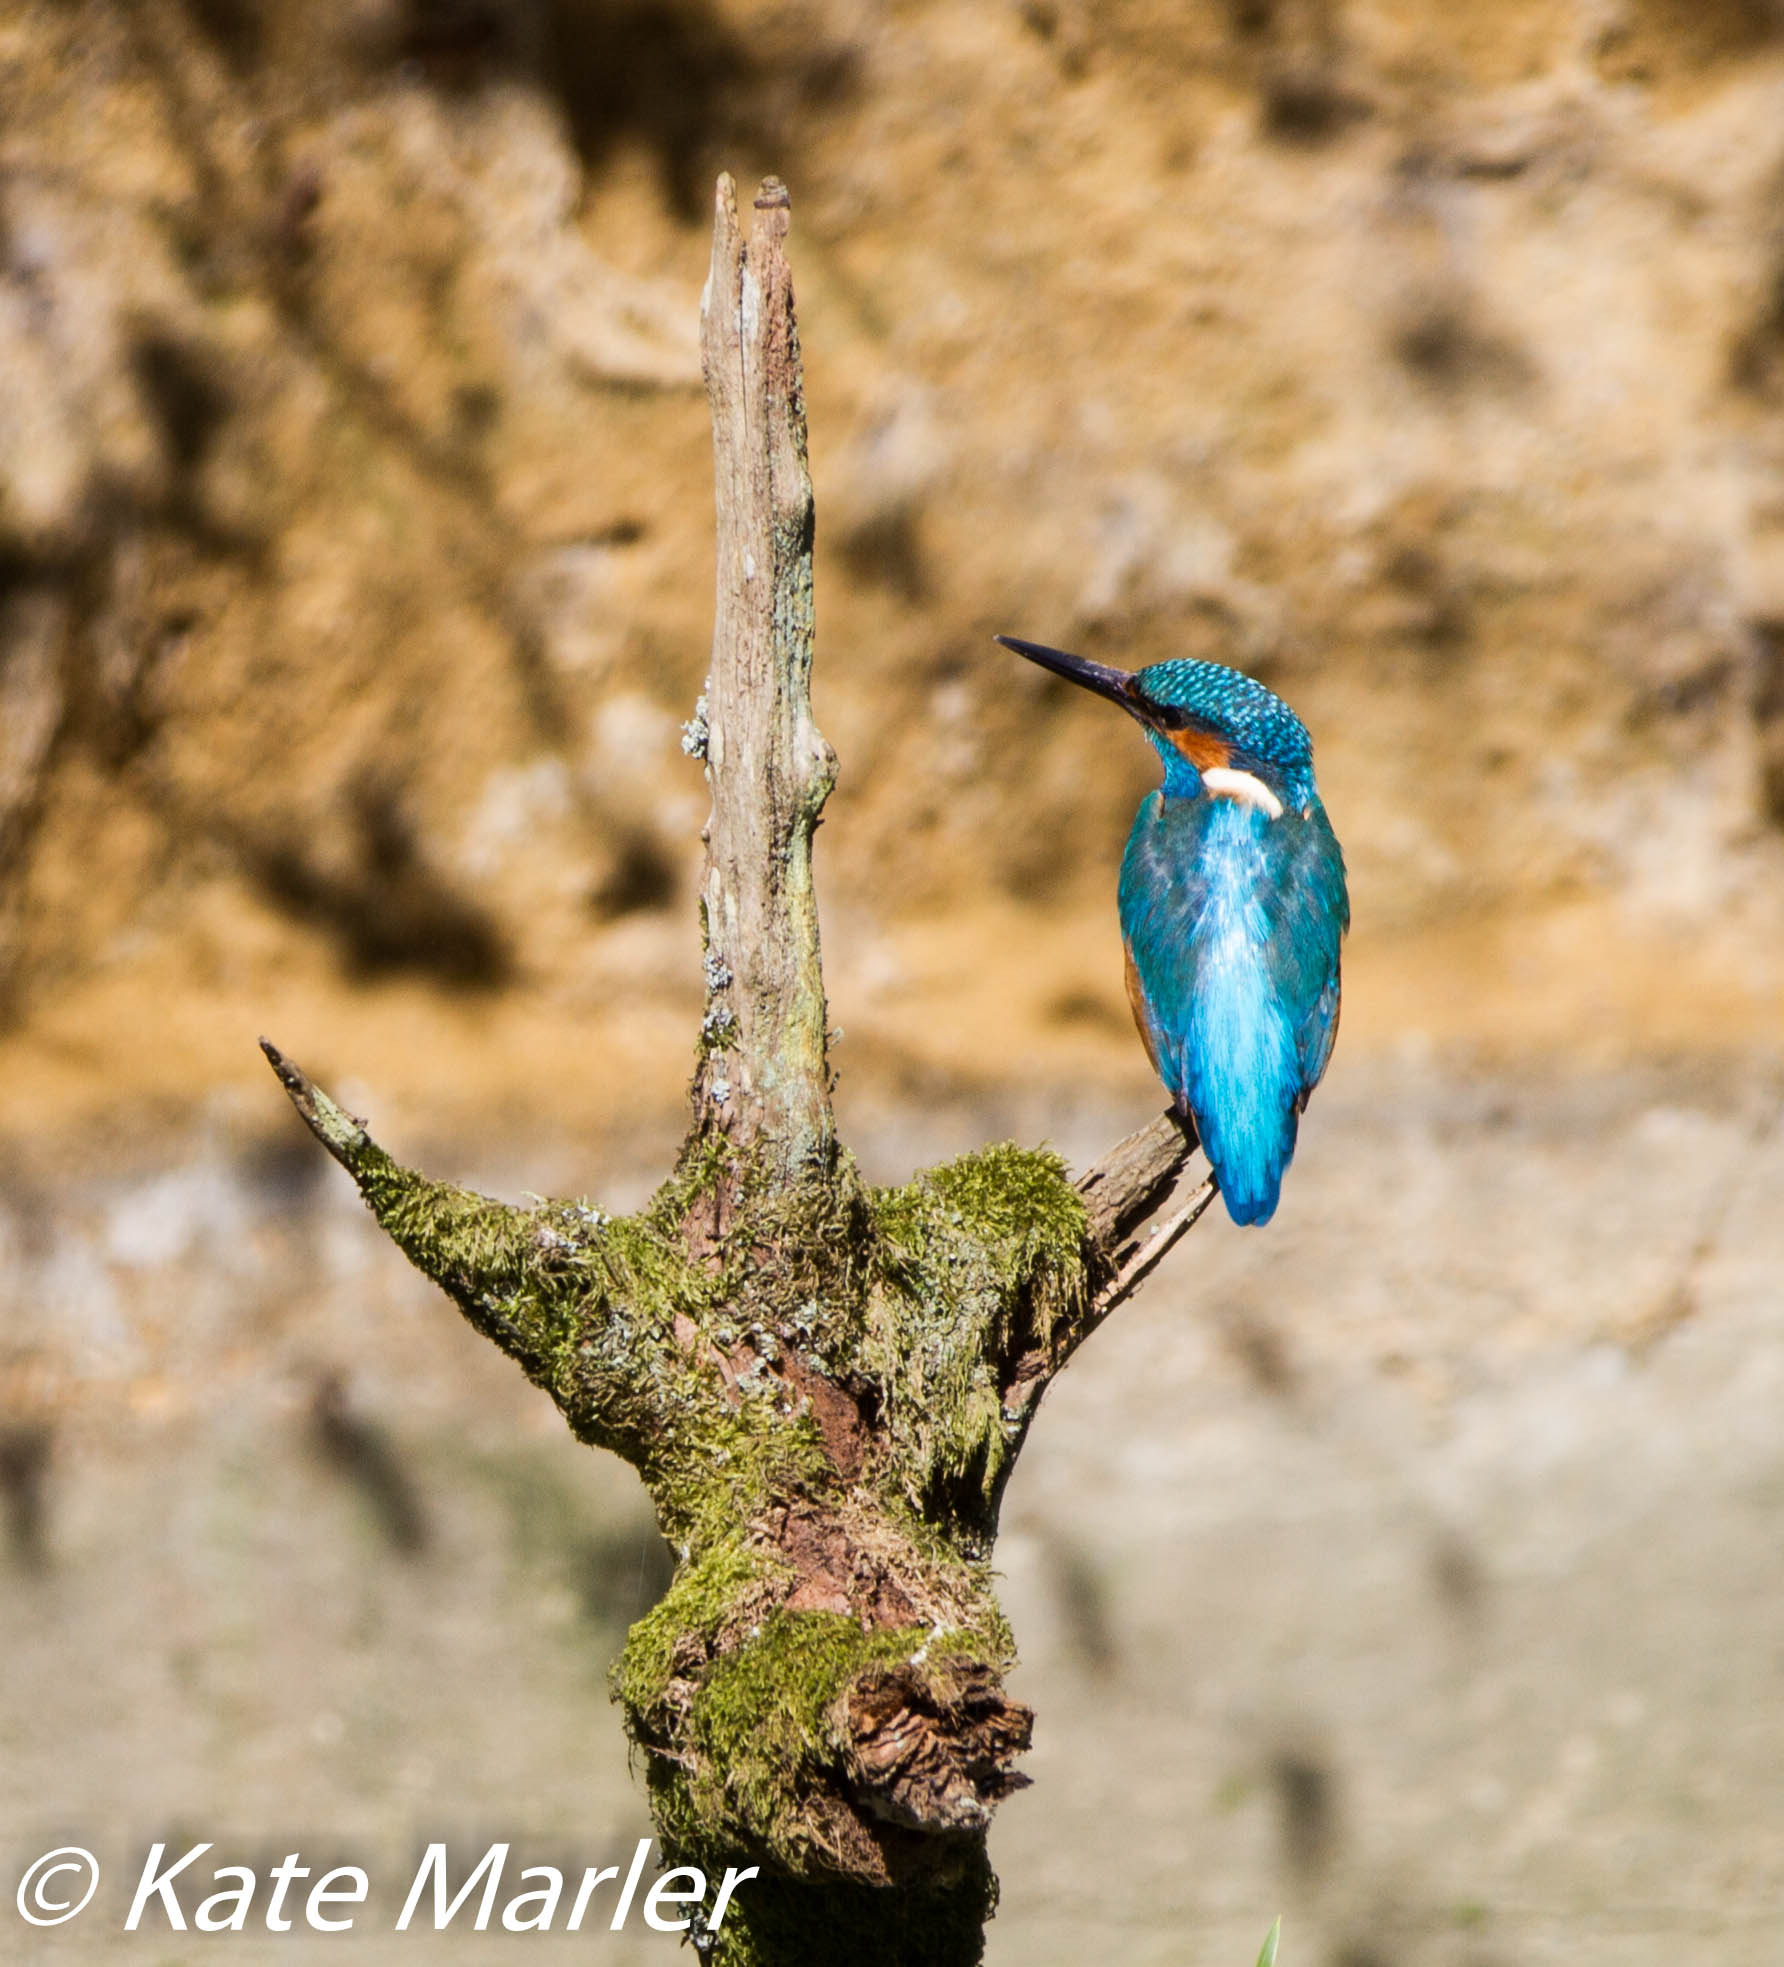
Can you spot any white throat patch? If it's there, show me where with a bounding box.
[1200,766,1284,820]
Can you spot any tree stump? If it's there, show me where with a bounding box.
[264,174,1212,1966]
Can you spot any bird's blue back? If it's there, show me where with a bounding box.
[1117,661,1347,1225]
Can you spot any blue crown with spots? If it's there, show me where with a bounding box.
[1133,659,1316,799]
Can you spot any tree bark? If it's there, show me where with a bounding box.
[264,174,1206,1967]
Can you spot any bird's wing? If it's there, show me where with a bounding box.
[1274,799,1348,1108]
[1295,967,1342,1110]
[1117,792,1214,1106]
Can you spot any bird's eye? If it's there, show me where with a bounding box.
[1141,697,1201,733]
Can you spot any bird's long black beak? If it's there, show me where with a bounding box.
[995,636,1148,722]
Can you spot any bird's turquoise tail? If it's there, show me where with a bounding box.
[1191,1081,1298,1226]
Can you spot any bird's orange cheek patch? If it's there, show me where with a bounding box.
[1166,727,1232,772]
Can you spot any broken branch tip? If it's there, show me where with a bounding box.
[259,1036,369,1169]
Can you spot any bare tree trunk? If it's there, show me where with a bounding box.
[264,174,1208,1967]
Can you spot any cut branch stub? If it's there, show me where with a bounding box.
[694,174,837,1177]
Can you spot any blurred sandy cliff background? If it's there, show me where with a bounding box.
[3,1,1784,1960]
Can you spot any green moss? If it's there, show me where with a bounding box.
[671,1606,980,1872]
[864,1143,1088,1528]
[345,1128,880,1556]
[335,1107,1072,1945]
[347,1130,1088,1552]
[654,1126,743,1223]
[618,1514,1016,1883]
[348,1150,728,1469]
[355,1149,543,1306]
[650,1404,836,1554]
[615,1537,787,1718]
[696,1609,911,1774]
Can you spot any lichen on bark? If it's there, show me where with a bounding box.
[263,175,1211,1966]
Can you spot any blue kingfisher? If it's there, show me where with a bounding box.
[998,637,1349,1225]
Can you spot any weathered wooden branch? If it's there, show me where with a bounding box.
[1076,1110,1213,1324]
[1076,1109,1198,1249]
[262,173,1217,1967]
[691,175,836,1177]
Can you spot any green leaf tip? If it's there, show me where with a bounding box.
[1256,1915,1282,1967]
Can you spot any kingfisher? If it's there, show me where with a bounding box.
[997,636,1348,1226]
